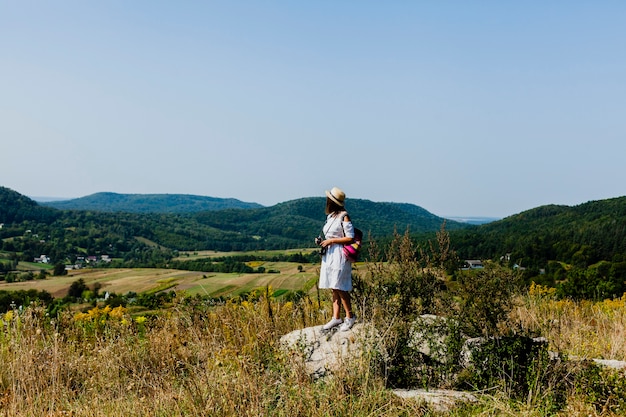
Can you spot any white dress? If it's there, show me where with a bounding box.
[318,211,355,291]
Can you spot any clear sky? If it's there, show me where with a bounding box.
[2,1,625,218]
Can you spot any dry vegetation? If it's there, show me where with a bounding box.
[1,289,626,416]
[516,283,626,362]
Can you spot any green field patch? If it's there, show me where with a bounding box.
[144,282,178,295]
[209,285,237,298]
[135,236,168,250]
[156,277,177,284]
[17,262,53,271]
[272,289,289,297]
[174,248,315,261]
[143,277,179,295]
[0,264,320,300]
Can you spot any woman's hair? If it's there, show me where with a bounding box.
[325,197,344,214]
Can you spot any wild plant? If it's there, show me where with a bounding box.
[351,225,463,388]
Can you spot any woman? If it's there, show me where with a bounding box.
[317,186,356,331]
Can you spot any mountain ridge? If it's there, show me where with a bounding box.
[0,186,469,252]
[39,192,263,213]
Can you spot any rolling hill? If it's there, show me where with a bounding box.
[0,186,468,256]
[451,196,626,268]
[5,185,626,276]
[40,192,263,213]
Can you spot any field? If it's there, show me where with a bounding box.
[173,247,315,260]
[0,261,321,299]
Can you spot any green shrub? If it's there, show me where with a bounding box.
[454,263,524,338]
[573,361,626,413]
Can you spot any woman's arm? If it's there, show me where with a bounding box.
[321,214,353,247]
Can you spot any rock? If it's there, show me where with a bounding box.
[409,314,459,364]
[592,359,626,369]
[460,336,550,368]
[279,322,386,378]
[392,388,477,413]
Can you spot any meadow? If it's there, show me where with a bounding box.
[1,235,626,416]
[1,281,626,416]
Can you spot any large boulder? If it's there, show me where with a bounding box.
[460,336,551,369]
[409,314,461,364]
[279,322,386,379]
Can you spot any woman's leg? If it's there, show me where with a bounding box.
[332,289,341,319]
[337,290,353,318]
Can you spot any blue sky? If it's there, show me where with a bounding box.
[2,1,625,218]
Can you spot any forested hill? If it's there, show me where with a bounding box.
[0,186,60,224]
[1,187,466,255]
[40,192,263,213]
[193,197,468,243]
[4,184,626,298]
[451,196,626,268]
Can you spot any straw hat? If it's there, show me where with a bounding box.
[325,187,346,207]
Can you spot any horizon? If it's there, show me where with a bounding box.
[3,2,626,218]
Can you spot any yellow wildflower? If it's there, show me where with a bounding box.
[109,306,128,319]
[3,310,14,322]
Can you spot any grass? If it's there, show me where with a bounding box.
[174,247,316,261]
[1,289,625,416]
[514,283,626,361]
[16,261,54,271]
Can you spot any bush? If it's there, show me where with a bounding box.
[454,263,524,338]
[573,362,626,413]
[352,227,459,388]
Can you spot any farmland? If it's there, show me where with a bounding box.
[0,261,322,299]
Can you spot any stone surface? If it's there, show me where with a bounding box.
[280,319,624,414]
[392,388,477,413]
[279,322,386,378]
[593,359,626,369]
[409,314,458,364]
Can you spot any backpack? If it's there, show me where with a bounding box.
[342,227,363,262]
[341,212,363,262]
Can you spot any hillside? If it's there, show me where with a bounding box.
[4,186,626,300]
[40,192,263,213]
[0,186,61,224]
[193,197,468,244]
[1,187,466,265]
[451,196,626,265]
[448,196,626,299]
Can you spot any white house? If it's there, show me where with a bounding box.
[34,255,50,264]
[463,260,484,270]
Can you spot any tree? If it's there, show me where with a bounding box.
[53,263,67,276]
[67,278,88,299]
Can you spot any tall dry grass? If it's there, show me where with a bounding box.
[514,283,626,361]
[0,295,425,417]
[1,280,626,416]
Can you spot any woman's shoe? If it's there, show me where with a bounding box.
[322,317,343,330]
[339,316,356,331]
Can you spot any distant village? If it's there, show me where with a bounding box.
[33,254,112,270]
